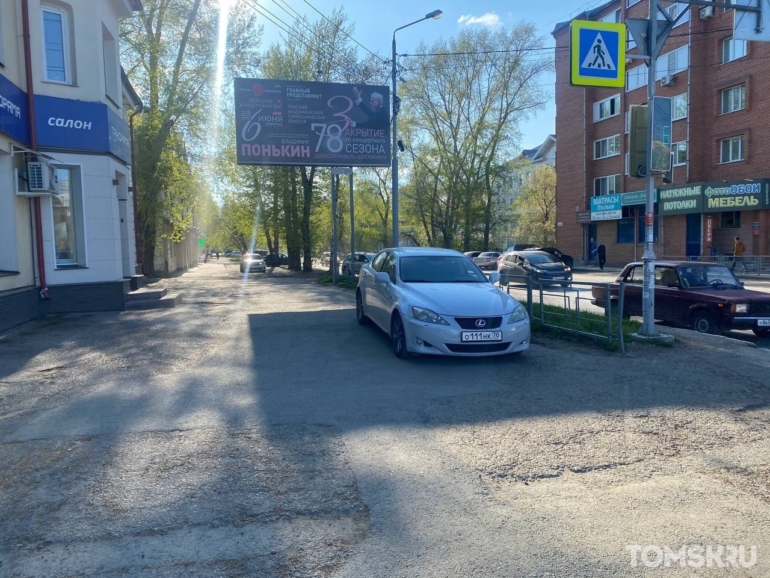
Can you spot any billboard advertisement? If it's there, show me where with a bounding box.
[234,78,390,167]
[590,194,622,221]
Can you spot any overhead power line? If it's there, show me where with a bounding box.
[300,0,383,61]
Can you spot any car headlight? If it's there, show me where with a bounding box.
[508,305,527,324]
[732,303,749,313]
[411,306,449,325]
[564,267,571,272]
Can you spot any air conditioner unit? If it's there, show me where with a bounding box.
[27,160,56,193]
[700,6,714,19]
[661,74,675,86]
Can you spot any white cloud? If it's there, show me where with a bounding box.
[457,13,502,27]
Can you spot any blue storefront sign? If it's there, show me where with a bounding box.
[590,194,622,221]
[35,95,131,164]
[0,73,30,144]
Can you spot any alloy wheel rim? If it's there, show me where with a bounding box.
[392,317,404,353]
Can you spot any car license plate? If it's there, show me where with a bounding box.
[759,319,770,327]
[461,331,502,342]
[551,276,564,280]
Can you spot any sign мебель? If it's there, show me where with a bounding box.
[234,78,391,167]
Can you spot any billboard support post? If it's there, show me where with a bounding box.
[332,174,338,284]
[349,170,355,261]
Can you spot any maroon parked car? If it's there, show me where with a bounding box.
[591,261,770,336]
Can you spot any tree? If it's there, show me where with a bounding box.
[511,165,557,247]
[121,0,261,274]
[399,24,551,250]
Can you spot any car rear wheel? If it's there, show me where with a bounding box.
[390,313,411,359]
[692,311,719,334]
[356,291,371,326]
[753,328,770,338]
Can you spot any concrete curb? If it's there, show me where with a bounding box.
[661,326,757,348]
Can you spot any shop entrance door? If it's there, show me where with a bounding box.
[686,214,701,259]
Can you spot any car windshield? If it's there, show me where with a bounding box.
[479,252,497,257]
[678,265,741,288]
[524,253,558,265]
[400,256,488,283]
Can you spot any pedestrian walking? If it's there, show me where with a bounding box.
[215,250,219,260]
[731,236,747,273]
[597,242,607,270]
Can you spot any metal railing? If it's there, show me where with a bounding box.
[500,274,627,353]
[661,255,770,275]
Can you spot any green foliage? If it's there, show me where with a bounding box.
[511,165,557,247]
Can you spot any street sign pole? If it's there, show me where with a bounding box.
[641,1,659,337]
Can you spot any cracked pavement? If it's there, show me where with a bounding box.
[1,261,769,576]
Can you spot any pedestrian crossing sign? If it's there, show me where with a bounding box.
[570,20,626,88]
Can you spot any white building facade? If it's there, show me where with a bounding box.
[0,0,142,332]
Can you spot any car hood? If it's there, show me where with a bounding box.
[681,287,770,301]
[401,282,516,316]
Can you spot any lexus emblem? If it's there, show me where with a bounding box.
[475,319,486,328]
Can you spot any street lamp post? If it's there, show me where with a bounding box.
[391,9,442,248]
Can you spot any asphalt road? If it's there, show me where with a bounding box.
[1,262,770,576]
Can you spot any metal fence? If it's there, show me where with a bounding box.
[501,275,627,353]
[661,255,770,275]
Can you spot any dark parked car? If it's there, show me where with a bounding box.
[591,261,770,336]
[341,252,376,276]
[262,253,289,267]
[534,247,574,269]
[472,251,501,270]
[464,251,483,259]
[499,250,572,288]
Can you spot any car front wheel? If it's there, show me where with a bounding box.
[390,313,410,359]
[356,291,370,326]
[692,311,719,334]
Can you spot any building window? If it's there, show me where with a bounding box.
[627,30,636,50]
[52,166,85,267]
[594,135,621,159]
[672,141,687,166]
[723,0,737,12]
[672,93,687,120]
[627,0,641,7]
[720,136,744,163]
[617,218,636,244]
[601,9,621,23]
[721,211,741,228]
[594,174,621,196]
[102,25,119,104]
[625,152,629,175]
[626,64,648,92]
[722,37,747,63]
[42,6,71,83]
[593,94,620,122]
[721,84,745,114]
[658,3,690,27]
[656,46,689,81]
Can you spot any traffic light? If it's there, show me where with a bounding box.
[628,105,648,178]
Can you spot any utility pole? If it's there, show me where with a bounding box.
[641,0,660,337]
[331,174,338,284]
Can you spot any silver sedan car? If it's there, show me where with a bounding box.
[356,248,530,358]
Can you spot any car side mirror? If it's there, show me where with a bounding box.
[375,271,391,284]
[488,272,501,285]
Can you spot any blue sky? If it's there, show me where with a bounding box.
[253,0,609,153]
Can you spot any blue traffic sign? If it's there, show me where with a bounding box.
[570,20,627,88]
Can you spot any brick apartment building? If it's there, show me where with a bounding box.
[553,0,770,266]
